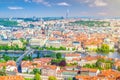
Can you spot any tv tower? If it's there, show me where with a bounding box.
[66,9,69,19]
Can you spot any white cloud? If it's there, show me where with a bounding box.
[75,0,107,7]
[32,0,43,3]
[57,2,70,6]
[8,7,24,10]
[94,0,107,7]
[25,0,51,6]
[64,0,120,16]
[24,0,29,2]
[98,12,107,16]
[42,2,51,7]
[24,0,31,2]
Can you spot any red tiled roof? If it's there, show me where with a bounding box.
[0,76,24,80]
[65,53,80,57]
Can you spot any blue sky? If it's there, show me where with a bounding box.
[0,0,120,17]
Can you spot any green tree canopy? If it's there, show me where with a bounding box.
[56,53,62,59]
[0,70,6,76]
[97,44,110,54]
[68,77,72,80]
[25,78,33,80]
[33,68,41,74]
[118,66,120,71]
[34,73,41,80]
[48,76,57,80]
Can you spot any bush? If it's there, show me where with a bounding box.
[48,76,57,80]
[56,53,62,59]
[110,48,115,52]
[34,73,41,80]
[68,77,72,80]
[118,66,120,71]
[0,70,6,76]
[51,58,66,67]
[33,68,41,74]
[96,44,110,54]
[25,78,33,80]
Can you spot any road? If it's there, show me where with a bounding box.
[0,50,24,52]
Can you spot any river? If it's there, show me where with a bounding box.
[88,52,120,59]
[0,51,120,59]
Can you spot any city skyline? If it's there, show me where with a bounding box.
[1,1,120,79]
[0,0,120,18]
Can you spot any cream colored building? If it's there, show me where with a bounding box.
[0,40,9,45]
[8,40,23,48]
[78,60,97,67]
[0,40,23,48]
[29,38,46,47]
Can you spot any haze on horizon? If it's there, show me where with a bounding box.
[0,0,120,18]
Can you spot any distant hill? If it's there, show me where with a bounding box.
[0,19,18,27]
[16,17,64,22]
[70,20,110,27]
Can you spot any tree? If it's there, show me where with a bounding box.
[5,46,8,51]
[118,66,120,71]
[56,53,62,59]
[101,44,110,53]
[97,44,110,54]
[34,73,41,80]
[0,59,6,63]
[48,76,57,80]
[72,48,76,51]
[59,60,66,67]
[96,58,113,70]
[68,48,70,51]
[33,68,41,74]
[20,38,28,46]
[110,48,115,52]
[20,38,24,42]
[28,55,32,61]
[51,58,66,67]
[3,54,11,61]
[22,55,32,61]
[25,78,33,80]
[2,66,6,72]
[21,47,26,51]
[0,70,6,76]
[68,77,72,80]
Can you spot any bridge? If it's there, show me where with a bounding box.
[16,48,35,73]
[16,33,50,73]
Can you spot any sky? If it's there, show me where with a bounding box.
[0,0,120,18]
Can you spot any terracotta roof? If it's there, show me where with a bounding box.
[80,68,98,72]
[76,69,120,80]
[83,56,98,61]
[49,37,57,41]
[0,76,24,80]
[0,60,16,68]
[33,58,52,63]
[43,65,57,70]
[6,61,16,66]
[75,75,91,80]
[99,69,120,78]
[14,32,24,39]
[65,53,80,57]
[114,60,120,67]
